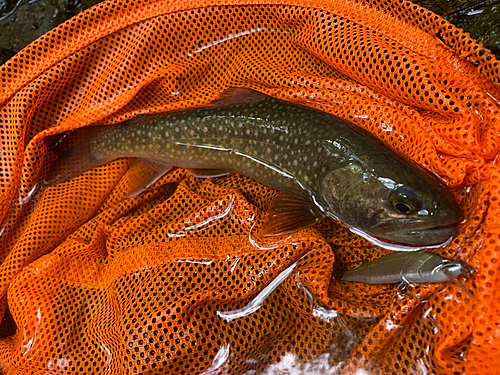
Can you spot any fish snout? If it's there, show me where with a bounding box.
[381,225,458,246]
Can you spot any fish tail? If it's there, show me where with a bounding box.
[44,126,105,185]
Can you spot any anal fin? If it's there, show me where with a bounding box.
[259,190,324,237]
[125,158,173,198]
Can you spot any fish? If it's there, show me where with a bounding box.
[341,250,473,296]
[45,89,462,246]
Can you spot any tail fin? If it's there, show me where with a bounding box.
[44,126,104,186]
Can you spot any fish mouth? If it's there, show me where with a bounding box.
[373,225,458,246]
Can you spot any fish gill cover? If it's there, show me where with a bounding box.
[0,0,498,374]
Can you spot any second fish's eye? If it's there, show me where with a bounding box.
[390,187,421,214]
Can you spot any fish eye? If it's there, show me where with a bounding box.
[389,187,421,215]
[394,202,412,213]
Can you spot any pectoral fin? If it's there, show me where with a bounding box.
[125,158,173,198]
[259,190,324,237]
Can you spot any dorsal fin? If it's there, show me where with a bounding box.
[209,87,268,107]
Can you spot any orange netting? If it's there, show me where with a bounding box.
[0,0,499,374]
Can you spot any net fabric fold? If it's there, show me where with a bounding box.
[0,0,499,373]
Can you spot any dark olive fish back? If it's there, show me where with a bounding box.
[95,98,360,191]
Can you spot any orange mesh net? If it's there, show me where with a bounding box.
[0,0,499,373]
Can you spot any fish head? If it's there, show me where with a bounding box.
[319,160,463,246]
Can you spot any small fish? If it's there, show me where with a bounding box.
[342,250,473,296]
[46,89,462,246]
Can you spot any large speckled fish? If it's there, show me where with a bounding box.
[46,90,462,246]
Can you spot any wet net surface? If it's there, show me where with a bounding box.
[0,0,499,374]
